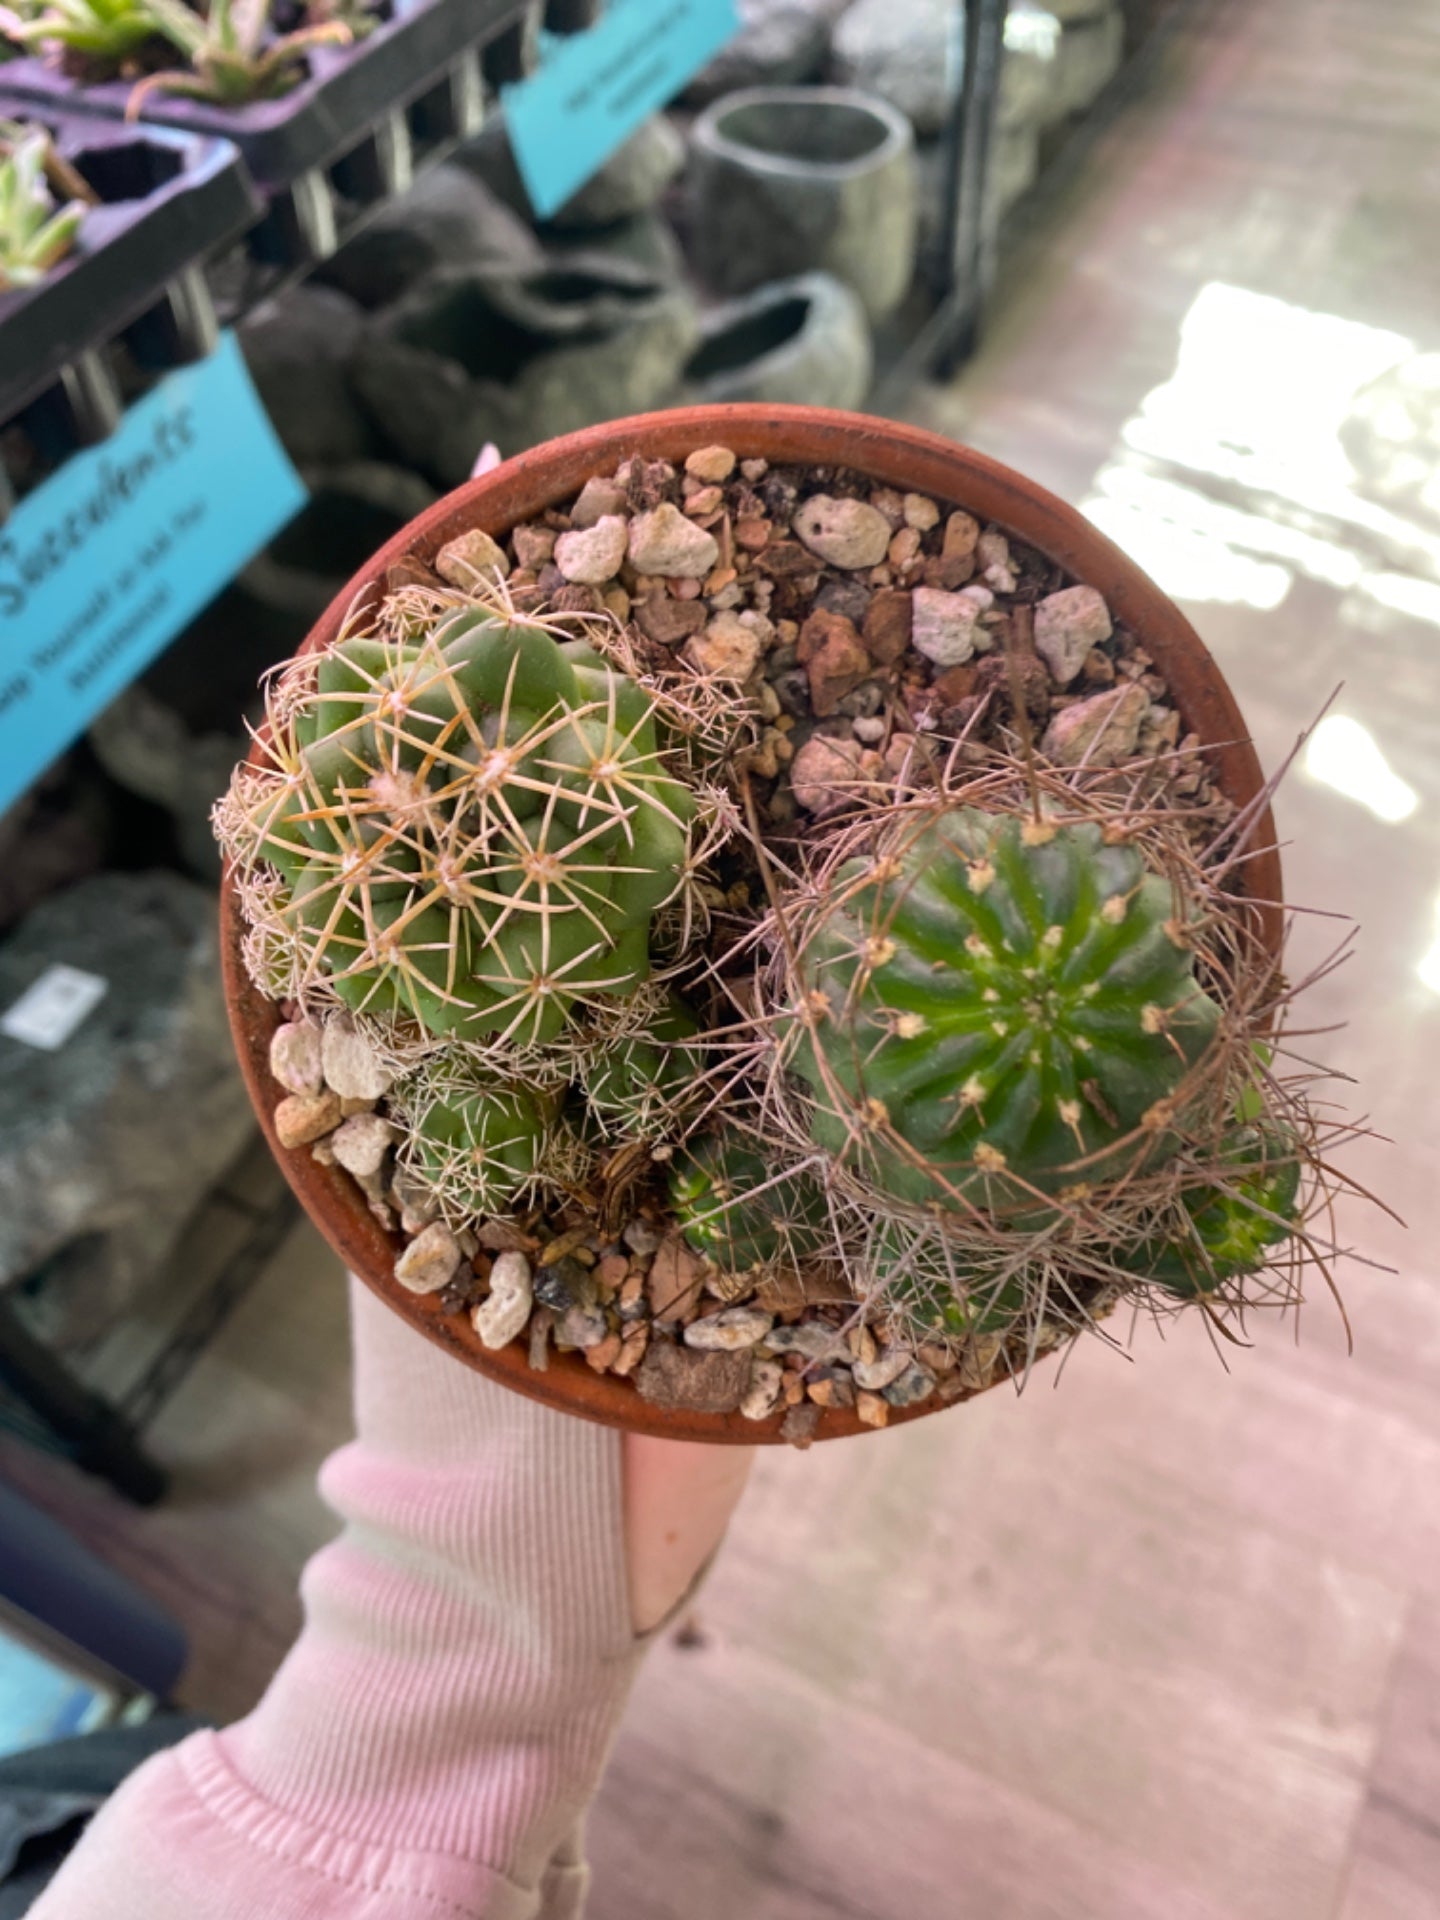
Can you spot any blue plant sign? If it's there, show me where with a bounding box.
[505,0,740,220]
[0,332,306,819]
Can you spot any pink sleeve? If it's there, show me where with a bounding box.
[30,1281,645,1920]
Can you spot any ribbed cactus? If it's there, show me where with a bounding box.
[787,808,1223,1209]
[227,610,695,1046]
[580,992,702,1138]
[671,1133,827,1271]
[390,1058,553,1221]
[1120,1126,1301,1295]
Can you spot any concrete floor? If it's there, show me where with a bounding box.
[4,0,1439,1912]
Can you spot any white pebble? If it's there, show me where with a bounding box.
[627,502,719,578]
[435,528,509,586]
[684,1307,775,1351]
[852,1347,914,1391]
[472,1250,533,1348]
[911,587,980,666]
[741,1358,785,1419]
[330,1112,393,1178]
[684,611,761,681]
[1034,584,1113,686]
[553,514,628,585]
[395,1221,461,1294]
[322,1014,392,1102]
[269,1020,323,1095]
[792,495,892,571]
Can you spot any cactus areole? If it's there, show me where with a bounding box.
[789,809,1223,1209]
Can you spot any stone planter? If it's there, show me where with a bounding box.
[680,271,871,409]
[687,85,918,322]
[220,405,1283,1443]
[350,256,699,484]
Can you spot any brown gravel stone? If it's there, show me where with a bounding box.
[754,1266,857,1312]
[386,555,442,592]
[807,1371,856,1410]
[611,1323,650,1376]
[790,733,876,817]
[586,1331,624,1373]
[275,1090,342,1148]
[932,663,978,706]
[755,540,814,577]
[436,528,509,586]
[684,444,736,483]
[635,1340,750,1413]
[797,609,870,716]
[647,1233,707,1318]
[636,595,707,645]
[477,1216,537,1252]
[1041,682,1149,766]
[943,510,981,558]
[595,1253,629,1289]
[511,524,556,569]
[570,476,628,527]
[856,1391,890,1429]
[685,612,762,681]
[888,526,922,567]
[862,588,913,666]
[780,1404,822,1448]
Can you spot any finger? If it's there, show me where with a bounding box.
[621,1432,756,1635]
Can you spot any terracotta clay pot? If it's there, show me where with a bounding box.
[221,406,1283,1444]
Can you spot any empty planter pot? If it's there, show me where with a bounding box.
[688,85,918,322]
[682,272,872,409]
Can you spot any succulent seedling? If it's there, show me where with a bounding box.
[0,121,86,289]
[126,0,354,114]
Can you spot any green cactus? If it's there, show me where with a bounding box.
[671,1133,828,1271]
[232,610,696,1047]
[581,993,702,1138]
[392,1063,551,1220]
[1119,1126,1301,1296]
[788,808,1222,1210]
[866,1220,1026,1337]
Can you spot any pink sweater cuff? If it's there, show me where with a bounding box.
[31,1281,645,1920]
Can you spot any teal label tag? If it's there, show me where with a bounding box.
[505,0,739,220]
[0,332,306,817]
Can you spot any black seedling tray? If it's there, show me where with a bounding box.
[0,112,259,423]
[0,0,528,194]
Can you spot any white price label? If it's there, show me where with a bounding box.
[1,964,109,1050]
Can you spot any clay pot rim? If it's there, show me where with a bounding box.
[691,84,916,179]
[220,403,1283,1446]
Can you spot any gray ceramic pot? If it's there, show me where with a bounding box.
[680,271,872,409]
[687,85,918,322]
[352,257,699,485]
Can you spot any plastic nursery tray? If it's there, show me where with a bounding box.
[0,0,529,194]
[0,111,259,424]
